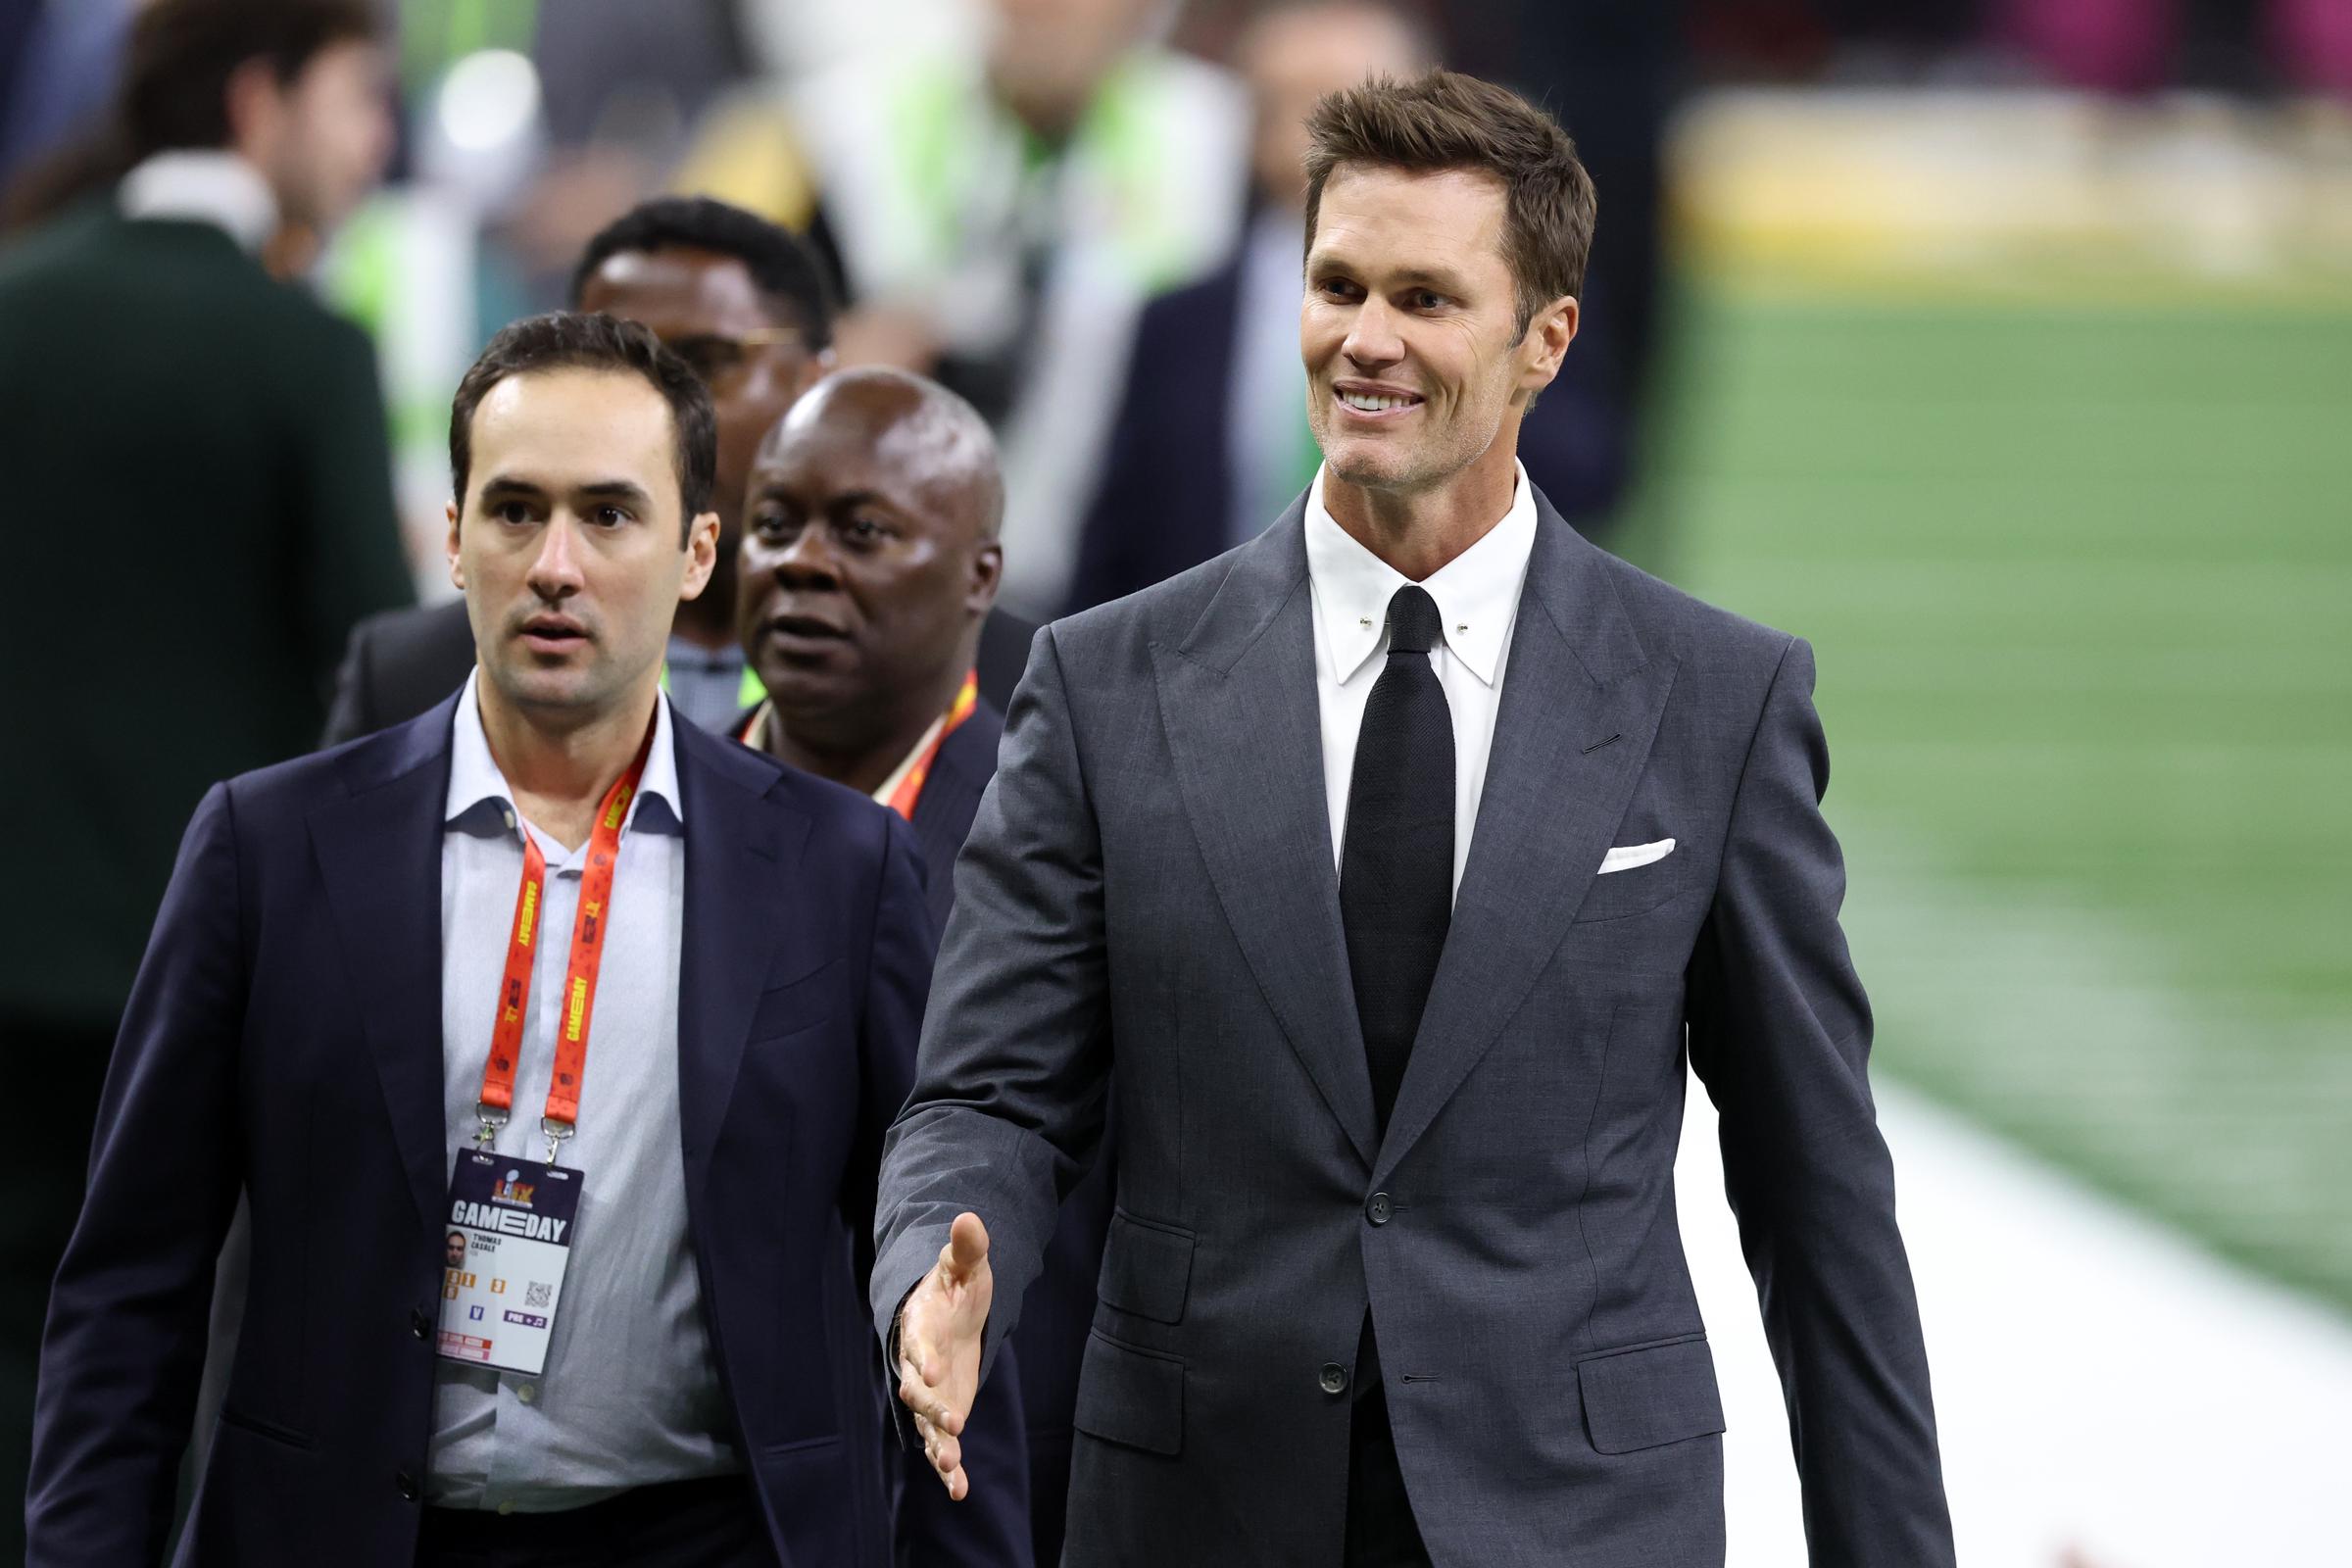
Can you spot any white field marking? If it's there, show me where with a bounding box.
[1834,821,2352,1291]
[1684,559,2352,611]
[1677,808,2352,1566]
[1681,1077,2352,1568]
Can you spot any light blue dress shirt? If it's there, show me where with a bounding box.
[426,674,741,1511]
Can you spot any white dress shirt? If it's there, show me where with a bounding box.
[427,674,739,1511]
[869,707,950,808]
[117,150,276,254]
[1303,462,1540,897]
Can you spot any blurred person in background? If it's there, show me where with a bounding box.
[677,0,1250,616]
[324,195,1040,745]
[0,0,136,201]
[576,201,815,726]
[734,367,1107,1564]
[471,0,757,295]
[1063,0,1429,611]
[0,3,404,1554]
[1446,0,1676,452]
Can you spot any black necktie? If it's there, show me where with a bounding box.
[1340,585,1453,1136]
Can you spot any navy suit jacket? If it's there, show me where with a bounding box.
[893,697,1117,1568]
[27,697,1027,1567]
[1065,245,1632,614]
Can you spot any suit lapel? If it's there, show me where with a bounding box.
[1376,504,1681,1178]
[1152,510,1378,1165]
[309,702,458,1233]
[675,725,806,1197]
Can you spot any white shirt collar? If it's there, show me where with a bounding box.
[1302,461,1540,688]
[446,670,685,844]
[870,709,951,808]
[118,150,278,255]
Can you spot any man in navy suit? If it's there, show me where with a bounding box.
[733,367,1109,1566]
[27,314,1025,1566]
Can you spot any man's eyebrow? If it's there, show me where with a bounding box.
[574,479,656,506]
[1388,266,1470,291]
[477,474,547,500]
[1307,255,1470,293]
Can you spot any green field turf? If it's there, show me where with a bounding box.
[1623,284,2352,1312]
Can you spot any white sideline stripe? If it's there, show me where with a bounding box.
[1681,1078,2352,1568]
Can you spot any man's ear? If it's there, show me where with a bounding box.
[679,509,722,601]
[793,349,837,399]
[967,540,1004,614]
[221,57,287,168]
[445,500,465,591]
[1517,294,1579,396]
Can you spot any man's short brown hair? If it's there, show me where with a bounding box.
[122,0,379,160]
[1302,70,1596,339]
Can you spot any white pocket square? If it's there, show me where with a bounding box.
[1597,838,1675,875]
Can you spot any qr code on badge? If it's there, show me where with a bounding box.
[525,1281,553,1308]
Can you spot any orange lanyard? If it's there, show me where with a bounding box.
[475,723,656,1161]
[736,669,979,823]
[883,670,979,821]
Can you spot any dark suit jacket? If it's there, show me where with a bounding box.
[0,202,412,1031]
[1063,246,1631,614]
[27,699,1029,1567]
[323,599,1041,748]
[895,699,1113,1568]
[876,489,1954,1565]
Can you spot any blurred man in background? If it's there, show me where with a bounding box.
[1446,0,1672,507]
[735,368,1111,1563]
[679,0,1250,615]
[1064,0,1432,612]
[0,0,135,201]
[0,4,404,1552]
[325,196,1039,744]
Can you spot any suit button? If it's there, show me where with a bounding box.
[410,1306,431,1341]
[1365,1192,1394,1225]
[395,1469,419,1502]
[1319,1362,1348,1396]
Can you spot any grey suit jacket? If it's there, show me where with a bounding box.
[873,489,1953,1566]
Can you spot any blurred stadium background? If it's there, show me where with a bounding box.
[5,2,2346,1562]
[1644,81,2352,1562]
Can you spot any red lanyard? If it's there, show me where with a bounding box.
[475,723,657,1159]
[735,668,979,823]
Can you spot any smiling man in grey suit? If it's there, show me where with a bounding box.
[874,71,1955,1567]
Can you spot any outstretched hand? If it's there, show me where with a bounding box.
[896,1211,994,1499]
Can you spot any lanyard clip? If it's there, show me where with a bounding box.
[540,1117,576,1166]
[473,1103,510,1150]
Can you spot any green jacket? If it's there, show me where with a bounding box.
[0,202,413,1030]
